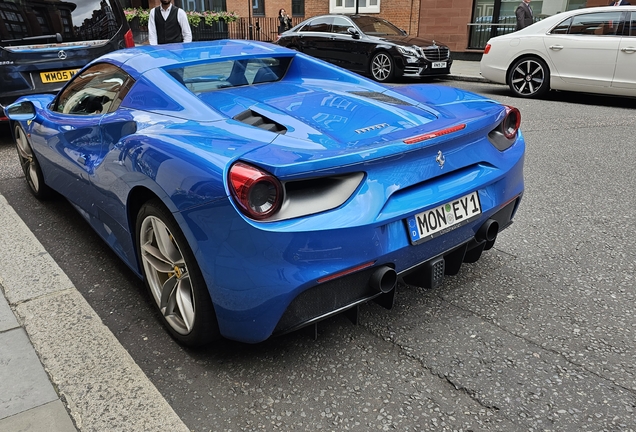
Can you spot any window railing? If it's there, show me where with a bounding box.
[467,22,517,49]
[128,16,304,44]
[467,16,546,50]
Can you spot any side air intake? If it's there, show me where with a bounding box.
[233,109,287,134]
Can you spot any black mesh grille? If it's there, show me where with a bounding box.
[274,267,380,335]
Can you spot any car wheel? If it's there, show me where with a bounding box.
[136,200,220,347]
[508,57,550,98]
[14,123,52,199]
[370,52,394,82]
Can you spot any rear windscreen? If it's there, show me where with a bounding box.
[0,0,124,48]
[165,57,292,94]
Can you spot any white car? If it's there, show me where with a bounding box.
[480,6,636,98]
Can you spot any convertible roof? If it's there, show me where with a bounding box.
[101,40,291,75]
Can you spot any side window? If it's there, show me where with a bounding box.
[628,11,636,36]
[551,17,572,34]
[299,17,333,32]
[566,12,623,36]
[54,63,134,115]
[331,17,352,34]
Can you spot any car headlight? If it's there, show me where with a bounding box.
[397,46,419,57]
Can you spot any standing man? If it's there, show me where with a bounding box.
[148,0,192,45]
[610,1,630,5]
[515,0,533,31]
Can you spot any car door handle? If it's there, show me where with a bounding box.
[61,125,75,131]
[549,45,564,51]
[621,47,636,53]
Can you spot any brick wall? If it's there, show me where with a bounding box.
[417,0,474,52]
[226,0,420,34]
[143,0,618,53]
[382,0,421,35]
[225,0,300,18]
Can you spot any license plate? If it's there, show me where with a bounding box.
[432,62,447,69]
[406,191,482,244]
[40,69,80,84]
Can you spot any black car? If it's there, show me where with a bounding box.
[276,14,452,82]
[0,0,134,120]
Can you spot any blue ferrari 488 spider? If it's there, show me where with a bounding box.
[7,40,524,347]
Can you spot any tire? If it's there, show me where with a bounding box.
[136,199,220,347]
[508,57,550,98]
[370,52,394,83]
[14,123,52,199]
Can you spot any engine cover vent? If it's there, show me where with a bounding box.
[234,109,287,134]
[348,91,412,106]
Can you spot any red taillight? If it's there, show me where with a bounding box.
[317,261,376,284]
[484,44,491,54]
[124,29,135,48]
[403,124,466,145]
[229,162,282,220]
[502,106,521,139]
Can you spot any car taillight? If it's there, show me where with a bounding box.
[124,29,135,48]
[484,44,491,54]
[229,162,282,220]
[487,105,521,151]
[403,124,466,145]
[502,106,521,139]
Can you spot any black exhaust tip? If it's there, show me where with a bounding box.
[476,219,499,243]
[370,265,397,294]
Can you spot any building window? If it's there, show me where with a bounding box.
[330,0,379,14]
[177,0,227,12]
[0,2,27,40]
[253,0,264,16]
[291,0,304,16]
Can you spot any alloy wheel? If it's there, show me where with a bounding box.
[140,215,196,335]
[509,58,549,98]
[14,124,50,198]
[15,125,41,192]
[371,52,393,82]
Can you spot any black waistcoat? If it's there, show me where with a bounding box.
[154,6,183,44]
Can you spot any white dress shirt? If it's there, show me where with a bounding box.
[148,4,193,45]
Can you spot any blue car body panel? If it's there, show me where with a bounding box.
[9,40,525,343]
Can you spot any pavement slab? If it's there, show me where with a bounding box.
[0,194,190,432]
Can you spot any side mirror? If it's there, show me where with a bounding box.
[6,101,36,122]
[347,27,360,39]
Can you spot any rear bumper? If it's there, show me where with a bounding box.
[479,61,508,84]
[273,196,521,337]
[183,148,524,343]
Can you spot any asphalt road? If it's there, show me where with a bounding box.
[1,80,635,431]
